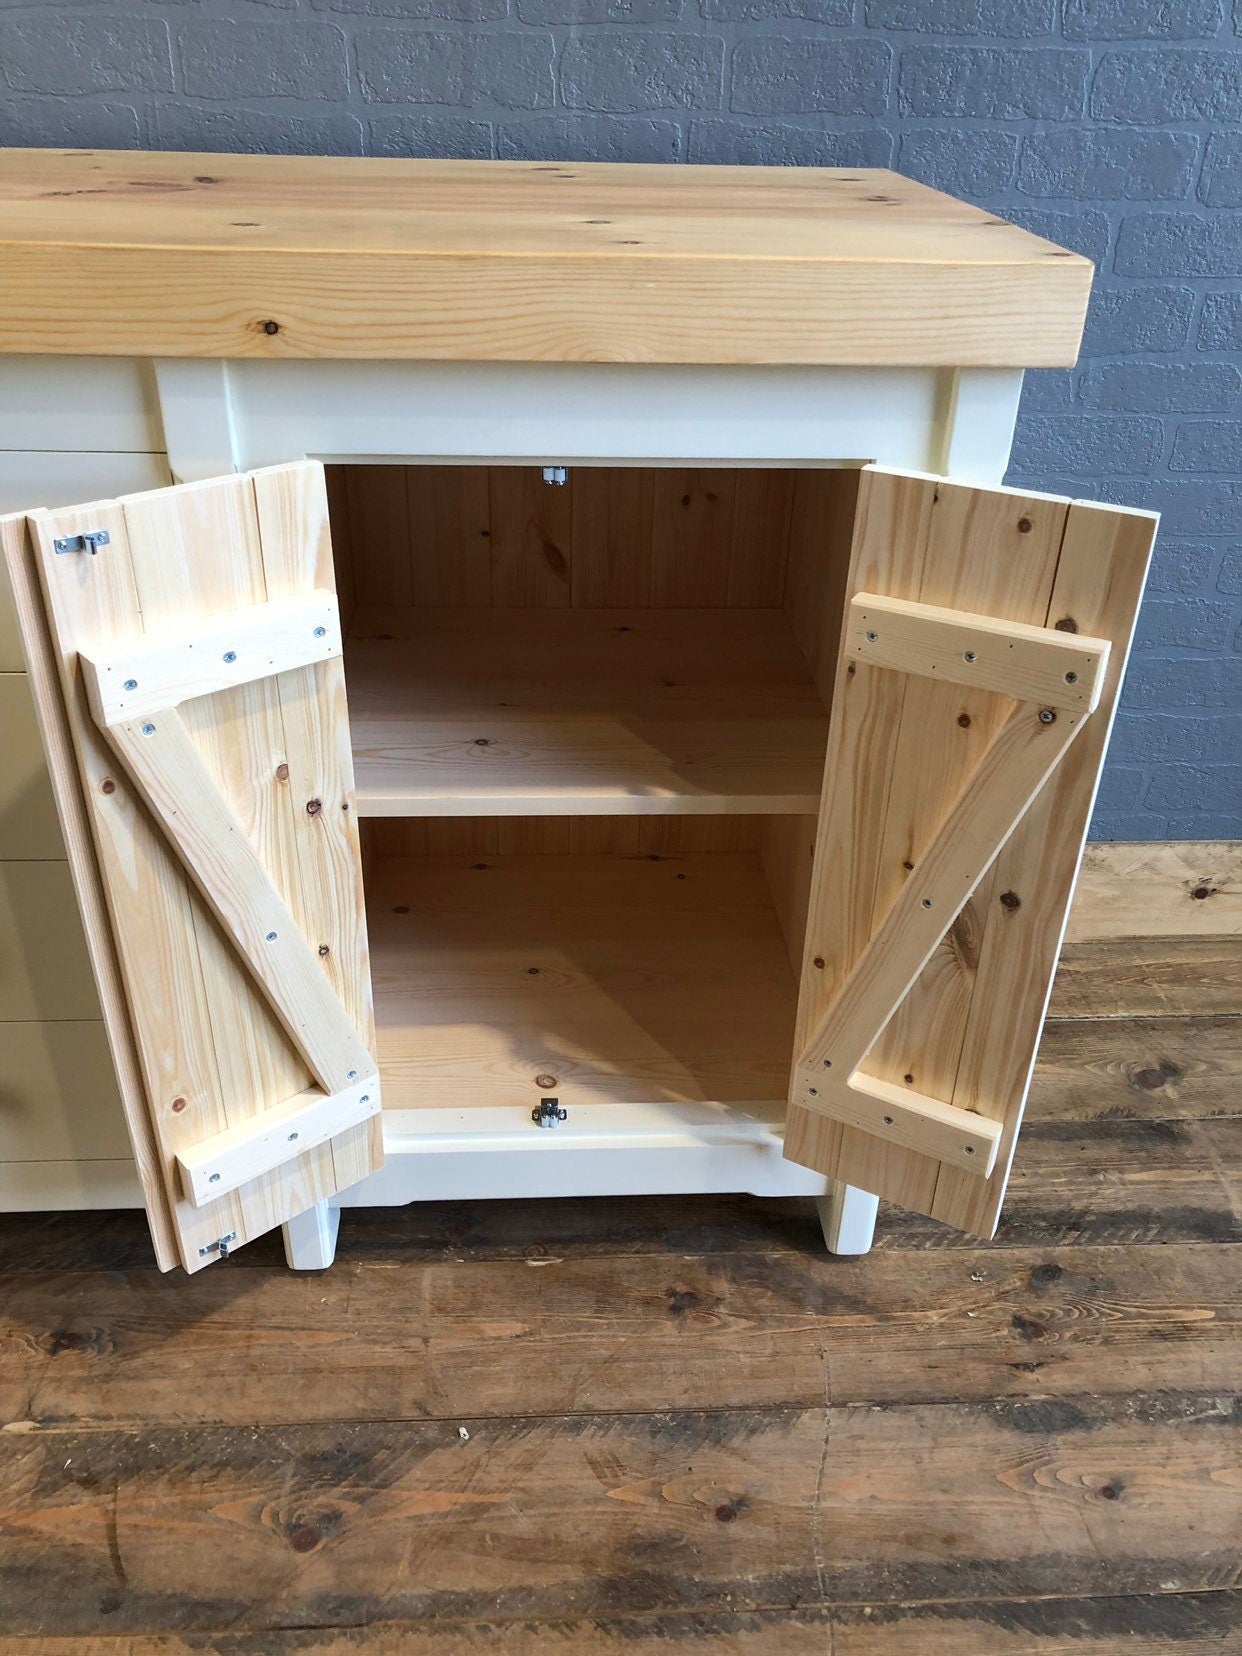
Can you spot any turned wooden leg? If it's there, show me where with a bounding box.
[282,1200,341,1270]
[816,1181,879,1256]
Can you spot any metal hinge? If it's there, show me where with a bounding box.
[53,529,111,555]
[198,1230,237,1260]
[532,1097,567,1129]
[541,466,568,487]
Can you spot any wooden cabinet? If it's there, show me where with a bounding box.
[0,151,1156,1271]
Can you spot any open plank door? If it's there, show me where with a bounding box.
[785,465,1157,1238]
[3,462,381,1272]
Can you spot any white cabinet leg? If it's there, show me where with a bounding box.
[282,1201,341,1270]
[816,1181,879,1256]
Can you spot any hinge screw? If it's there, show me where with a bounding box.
[532,1097,567,1128]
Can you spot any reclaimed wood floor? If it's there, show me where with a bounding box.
[1,907,1239,1649]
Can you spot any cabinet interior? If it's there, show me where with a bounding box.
[324,463,859,1114]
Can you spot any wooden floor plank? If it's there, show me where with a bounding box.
[1068,839,1242,943]
[1032,1016,1241,1121]
[0,1396,1236,1636]
[3,1590,1238,1651]
[1,1240,1235,1430]
[1050,938,1242,1020]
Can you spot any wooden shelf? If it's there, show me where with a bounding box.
[346,607,830,817]
[368,851,798,1112]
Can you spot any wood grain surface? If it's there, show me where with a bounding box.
[20,465,381,1271]
[1,1593,1238,1652]
[0,1397,1235,1636]
[346,608,830,818]
[0,152,1091,364]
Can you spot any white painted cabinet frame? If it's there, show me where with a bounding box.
[5,357,1154,1273]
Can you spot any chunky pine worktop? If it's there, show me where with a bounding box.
[0,149,1090,366]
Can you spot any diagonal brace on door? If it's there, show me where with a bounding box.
[792,594,1112,1176]
[78,590,379,1204]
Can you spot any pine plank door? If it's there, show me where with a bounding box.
[785,465,1157,1238]
[3,462,382,1272]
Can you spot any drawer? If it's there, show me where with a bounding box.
[0,1018,126,1164]
[0,859,100,1022]
[0,673,63,859]
[0,356,162,453]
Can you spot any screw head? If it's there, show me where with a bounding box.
[963,650,977,663]
[288,1131,299,1142]
[348,1069,357,1080]
[921,897,933,909]
[1064,670,1078,684]
[823,1058,832,1069]
[883,1115,894,1125]
[1038,708,1057,725]
[964,1146,975,1155]
[265,931,277,942]
[223,650,237,664]
[865,629,878,643]
[313,626,326,639]
[209,1172,220,1183]
[141,722,155,736]
[808,1087,818,1097]
[124,678,138,691]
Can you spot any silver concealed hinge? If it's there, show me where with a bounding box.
[198,1231,237,1260]
[532,1097,567,1129]
[53,529,111,555]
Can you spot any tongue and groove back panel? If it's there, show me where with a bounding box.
[325,464,843,619]
[784,468,1156,1236]
[17,463,381,1272]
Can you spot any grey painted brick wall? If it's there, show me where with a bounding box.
[1,0,1239,840]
